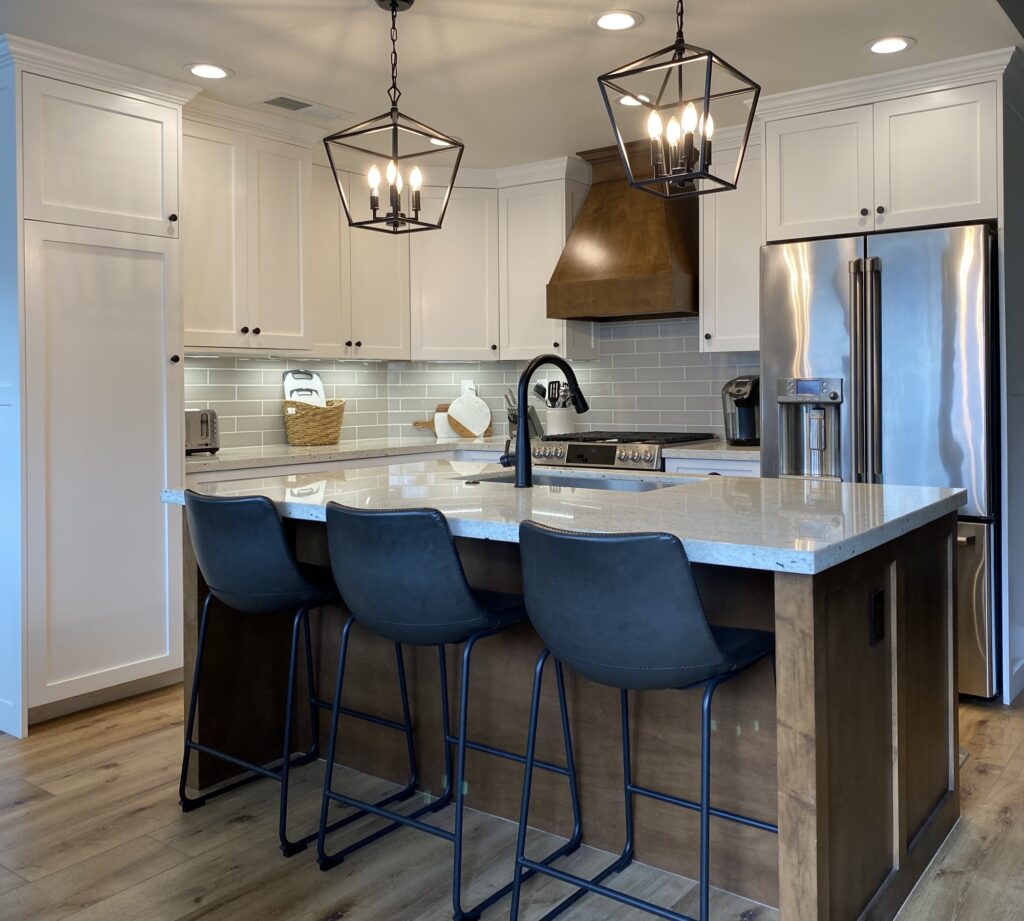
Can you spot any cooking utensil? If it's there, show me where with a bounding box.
[547,381,560,407]
[533,383,546,402]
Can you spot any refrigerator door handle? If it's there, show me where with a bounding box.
[866,256,883,483]
[850,258,866,482]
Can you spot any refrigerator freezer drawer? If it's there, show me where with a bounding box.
[957,520,997,698]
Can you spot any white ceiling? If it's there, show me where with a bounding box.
[0,0,1020,166]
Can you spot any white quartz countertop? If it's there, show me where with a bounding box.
[185,436,507,474]
[163,460,965,575]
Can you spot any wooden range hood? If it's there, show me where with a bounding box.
[547,142,698,321]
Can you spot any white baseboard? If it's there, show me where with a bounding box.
[27,669,183,725]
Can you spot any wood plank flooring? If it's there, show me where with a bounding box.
[0,686,1021,921]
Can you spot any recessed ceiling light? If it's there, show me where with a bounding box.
[592,10,644,31]
[186,63,234,80]
[618,93,651,107]
[867,36,916,55]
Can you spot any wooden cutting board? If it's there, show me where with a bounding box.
[412,404,493,438]
[448,391,492,438]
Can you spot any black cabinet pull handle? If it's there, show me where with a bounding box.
[491,344,498,351]
[345,340,353,347]
[252,327,261,335]
[240,326,249,334]
[355,340,362,347]
[704,332,712,340]
[876,205,885,214]
[170,354,181,363]
[169,213,178,222]
[860,208,869,216]
[552,341,560,349]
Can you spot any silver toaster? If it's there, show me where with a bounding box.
[185,409,220,455]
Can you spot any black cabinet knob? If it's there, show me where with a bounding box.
[354,340,362,347]
[345,340,353,347]
[170,354,181,363]
[876,205,885,214]
[552,341,560,349]
[240,326,249,334]
[168,213,178,222]
[252,327,261,335]
[860,208,869,216]
[704,332,712,340]
[490,344,498,351]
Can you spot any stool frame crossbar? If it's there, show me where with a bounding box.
[317,618,584,921]
[509,648,778,921]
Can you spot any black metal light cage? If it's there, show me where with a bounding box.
[322,0,465,234]
[597,12,760,200]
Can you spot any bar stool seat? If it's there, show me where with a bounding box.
[511,521,778,921]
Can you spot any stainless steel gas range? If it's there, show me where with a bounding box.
[531,431,717,472]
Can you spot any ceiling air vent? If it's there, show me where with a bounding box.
[264,95,312,112]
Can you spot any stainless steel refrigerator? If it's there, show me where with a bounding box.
[760,224,998,697]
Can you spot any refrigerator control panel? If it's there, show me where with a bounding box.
[777,378,843,403]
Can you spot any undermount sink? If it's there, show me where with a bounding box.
[462,471,683,492]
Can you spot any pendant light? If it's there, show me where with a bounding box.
[323,0,464,233]
[597,0,759,199]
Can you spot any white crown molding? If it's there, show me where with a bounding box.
[0,34,199,106]
[758,47,1016,121]
[184,96,324,148]
[708,120,762,150]
[495,156,592,189]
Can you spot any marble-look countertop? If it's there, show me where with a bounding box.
[164,460,965,574]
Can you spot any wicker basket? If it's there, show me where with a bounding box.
[283,399,346,446]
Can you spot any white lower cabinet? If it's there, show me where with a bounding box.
[699,133,762,353]
[23,222,183,708]
[411,187,500,360]
[664,456,761,477]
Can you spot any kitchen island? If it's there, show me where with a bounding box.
[164,461,965,921]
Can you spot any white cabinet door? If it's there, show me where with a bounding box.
[23,222,182,707]
[499,180,568,360]
[348,171,410,360]
[700,140,762,353]
[22,74,179,237]
[309,165,353,356]
[664,457,761,477]
[411,186,499,360]
[765,106,874,241]
[873,83,998,230]
[182,121,248,349]
[247,136,312,350]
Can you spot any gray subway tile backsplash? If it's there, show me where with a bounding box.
[184,318,757,446]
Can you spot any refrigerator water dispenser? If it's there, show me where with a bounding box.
[777,378,843,480]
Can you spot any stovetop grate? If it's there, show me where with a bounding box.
[540,431,717,445]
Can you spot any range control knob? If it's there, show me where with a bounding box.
[617,450,627,462]
[554,447,564,459]
[532,448,541,458]
[643,450,655,462]
[630,449,641,461]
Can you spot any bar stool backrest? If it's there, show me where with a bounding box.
[325,503,486,645]
[184,490,319,615]
[519,521,726,690]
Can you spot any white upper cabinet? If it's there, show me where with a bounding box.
[22,74,179,237]
[349,220,411,361]
[765,80,1000,241]
[182,122,248,349]
[246,136,312,350]
[765,106,874,241]
[873,83,998,230]
[499,179,596,361]
[411,186,499,360]
[700,135,762,353]
[309,165,353,356]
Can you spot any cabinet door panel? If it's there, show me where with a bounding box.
[310,165,353,356]
[499,181,566,360]
[182,122,248,348]
[874,83,998,230]
[247,137,312,350]
[765,106,874,241]
[411,187,499,360]
[22,74,178,237]
[701,142,762,352]
[23,223,182,706]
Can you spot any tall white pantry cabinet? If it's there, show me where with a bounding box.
[0,36,197,736]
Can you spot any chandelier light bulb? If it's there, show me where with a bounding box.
[666,117,681,147]
[647,110,663,140]
[704,113,715,139]
[367,164,381,192]
[409,166,423,191]
[681,102,698,135]
[386,160,397,186]
[395,170,404,193]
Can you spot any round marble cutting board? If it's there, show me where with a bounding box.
[447,392,491,438]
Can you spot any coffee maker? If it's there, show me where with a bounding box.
[721,376,760,447]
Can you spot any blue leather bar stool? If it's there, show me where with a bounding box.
[179,490,344,856]
[318,503,583,921]
[511,522,778,921]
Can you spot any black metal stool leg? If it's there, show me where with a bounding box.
[278,606,310,856]
[179,592,214,811]
[699,673,728,921]
[303,609,320,761]
[554,660,583,852]
[317,615,355,868]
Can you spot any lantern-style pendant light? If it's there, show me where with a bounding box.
[598,0,759,199]
[323,0,464,233]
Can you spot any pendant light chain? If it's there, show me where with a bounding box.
[387,1,401,108]
[676,0,685,45]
